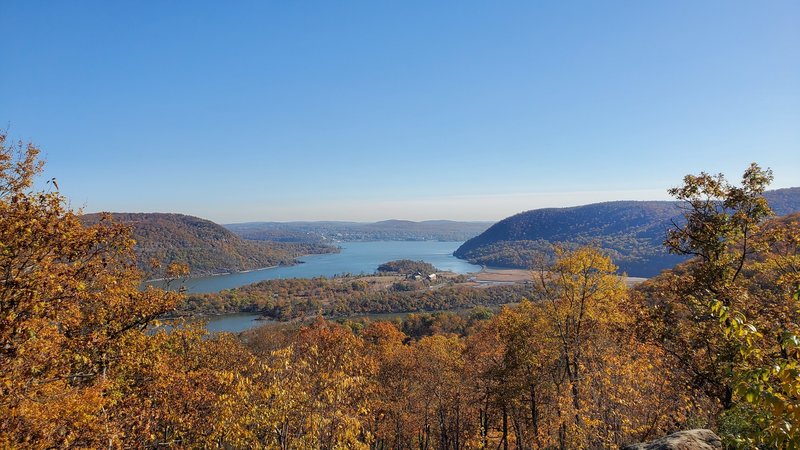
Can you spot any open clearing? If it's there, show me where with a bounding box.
[468,268,647,287]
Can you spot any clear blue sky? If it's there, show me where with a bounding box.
[1,1,798,222]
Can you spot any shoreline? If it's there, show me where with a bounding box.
[143,246,343,283]
[143,264,284,283]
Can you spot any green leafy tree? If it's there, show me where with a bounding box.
[654,163,775,410]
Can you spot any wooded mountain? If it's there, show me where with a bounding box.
[226,219,492,243]
[454,187,800,277]
[82,213,336,279]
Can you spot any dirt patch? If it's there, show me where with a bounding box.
[470,269,647,287]
[471,269,534,283]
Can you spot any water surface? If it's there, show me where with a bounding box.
[201,313,275,333]
[147,241,481,294]
[201,308,486,334]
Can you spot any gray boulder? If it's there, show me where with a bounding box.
[621,429,722,450]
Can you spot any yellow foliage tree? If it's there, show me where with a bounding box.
[533,246,627,441]
[254,318,376,449]
[0,134,184,447]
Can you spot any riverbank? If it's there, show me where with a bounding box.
[144,264,283,283]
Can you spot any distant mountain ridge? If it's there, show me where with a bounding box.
[226,220,492,243]
[454,187,800,277]
[82,213,335,279]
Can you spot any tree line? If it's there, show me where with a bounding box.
[182,272,529,320]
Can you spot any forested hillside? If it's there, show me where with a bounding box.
[764,187,800,214]
[455,187,800,277]
[82,213,336,278]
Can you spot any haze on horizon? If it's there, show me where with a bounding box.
[1,1,798,223]
[171,189,676,224]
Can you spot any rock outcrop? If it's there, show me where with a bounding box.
[621,429,722,450]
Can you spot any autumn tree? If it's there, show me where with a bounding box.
[0,134,261,448]
[666,163,774,299]
[707,213,800,447]
[105,324,265,447]
[0,134,192,447]
[637,164,775,414]
[361,321,419,448]
[251,318,376,449]
[465,301,561,449]
[410,335,472,450]
[464,317,508,449]
[532,246,628,444]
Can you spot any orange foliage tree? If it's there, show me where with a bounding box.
[0,134,189,446]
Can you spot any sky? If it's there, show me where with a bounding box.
[1,1,798,223]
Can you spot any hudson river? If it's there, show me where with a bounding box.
[146,240,481,294]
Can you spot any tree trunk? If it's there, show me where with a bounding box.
[722,385,734,410]
[530,384,539,449]
[567,354,581,427]
[454,401,460,450]
[502,403,509,450]
[480,408,488,449]
[512,413,524,450]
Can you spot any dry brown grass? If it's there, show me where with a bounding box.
[471,268,534,283]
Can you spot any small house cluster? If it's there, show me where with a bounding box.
[409,271,437,281]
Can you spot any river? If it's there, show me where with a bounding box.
[151,240,482,333]
[146,240,481,294]
[202,308,484,335]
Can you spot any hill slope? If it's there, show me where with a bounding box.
[454,187,800,277]
[82,213,335,279]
